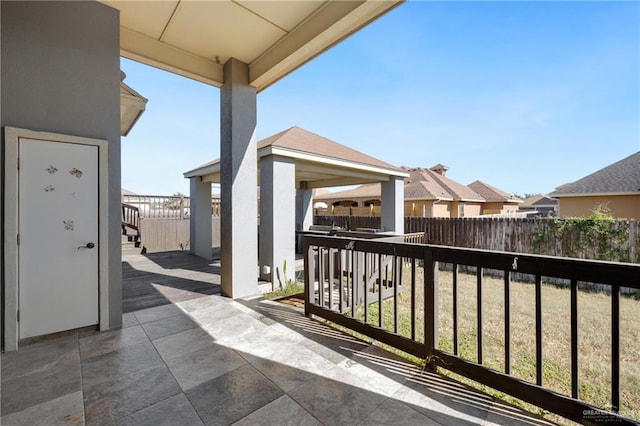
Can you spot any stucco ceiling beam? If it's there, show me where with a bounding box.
[120,27,224,87]
[304,177,381,189]
[297,162,389,181]
[201,172,221,183]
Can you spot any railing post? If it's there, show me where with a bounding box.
[570,278,578,399]
[535,274,543,386]
[424,248,439,361]
[477,267,484,365]
[304,237,314,317]
[612,284,620,413]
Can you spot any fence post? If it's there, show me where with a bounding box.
[180,196,185,220]
[631,221,638,263]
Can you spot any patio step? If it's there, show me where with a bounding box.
[121,235,144,256]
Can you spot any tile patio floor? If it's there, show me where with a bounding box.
[1,250,556,425]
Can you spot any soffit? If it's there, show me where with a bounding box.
[120,80,148,136]
[187,158,393,189]
[101,0,401,91]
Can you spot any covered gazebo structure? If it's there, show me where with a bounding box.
[184,126,408,292]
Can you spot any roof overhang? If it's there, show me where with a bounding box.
[120,78,148,136]
[405,196,452,202]
[102,0,402,92]
[551,192,640,198]
[184,145,408,189]
[483,198,524,204]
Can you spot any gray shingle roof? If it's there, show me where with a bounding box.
[184,126,406,176]
[521,195,558,208]
[549,151,640,196]
[257,126,403,171]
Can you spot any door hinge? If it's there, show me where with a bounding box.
[17,309,20,322]
[17,158,20,170]
[17,233,19,245]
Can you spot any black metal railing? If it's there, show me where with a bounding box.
[303,234,639,425]
[121,203,141,245]
[121,203,140,230]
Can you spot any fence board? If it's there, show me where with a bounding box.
[140,217,221,253]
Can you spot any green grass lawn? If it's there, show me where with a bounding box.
[340,264,639,423]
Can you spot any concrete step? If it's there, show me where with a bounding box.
[122,235,144,256]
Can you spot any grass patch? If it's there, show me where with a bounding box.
[264,281,304,300]
[327,264,640,423]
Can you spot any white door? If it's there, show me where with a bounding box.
[19,138,99,338]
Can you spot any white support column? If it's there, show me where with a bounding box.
[189,177,212,259]
[220,58,258,298]
[381,176,404,234]
[259,155,296,288]
[296,186,313,232]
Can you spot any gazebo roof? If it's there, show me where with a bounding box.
[184,126,407,188]
[101,1,402,92]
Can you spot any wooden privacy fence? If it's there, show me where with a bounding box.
[122,194,222,253]
[139,217,221,253]
[304,235,640,425]
[315,216,640,263]
[314,215,381,231]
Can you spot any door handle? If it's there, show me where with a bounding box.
[78,242,95,249]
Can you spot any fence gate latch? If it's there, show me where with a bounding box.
[511,256,519,271]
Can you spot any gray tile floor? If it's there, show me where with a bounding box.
[2,252,557,425]
[1,296,556,426]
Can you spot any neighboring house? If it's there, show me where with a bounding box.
[404,166,485,217]
[315,164,491,218]
[467,180,522,215]
[519,195,558,217]
[549,151,640,219]
[314,183,382,215]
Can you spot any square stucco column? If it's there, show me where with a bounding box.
[295,187,313,253]
[381,176,404,234]
[189,177,212,259]
[220,58,258,298]
[296,187,313,231]
[259,155,296,288]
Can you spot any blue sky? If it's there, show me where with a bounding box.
[121,1,640,197]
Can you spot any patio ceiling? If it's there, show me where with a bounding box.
[101,0,402,92]
[184,126,408,189]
